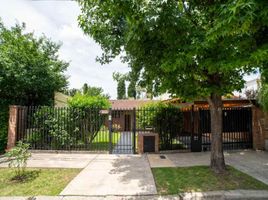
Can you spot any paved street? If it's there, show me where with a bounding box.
[1,190,268,200]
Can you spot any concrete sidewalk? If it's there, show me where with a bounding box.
[0,153,98,169]
[148,150,268,185]
[60,154,157,196]
[225,150,268,185]
[1,190,268,200]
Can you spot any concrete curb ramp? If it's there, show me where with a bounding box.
[1,190,268,200]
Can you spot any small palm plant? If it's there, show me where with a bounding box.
[5,141,31,180]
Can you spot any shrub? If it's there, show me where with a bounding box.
[28,107,76,149]
[67,93,110,109]
[154,106,183,150]
[67,94,110,144]
[136,102,167,129]
[25,94,111,150]
[137,102,183,149]
[5,141,31,179]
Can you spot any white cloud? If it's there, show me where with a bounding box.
[0,0,129,99]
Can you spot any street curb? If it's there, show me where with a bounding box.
[1,190,268,200]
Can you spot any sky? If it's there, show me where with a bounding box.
[0,0,259,99]
[0,0,130,99]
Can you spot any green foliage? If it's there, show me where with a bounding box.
[137,102,167,128]
[82,83,89,95]
[113,71,138,99]
[0,21,68,151]
[64,88,80,97]
[0,103,8,153]
[128,80,136,99]
[117,79,126,99]
[68,93,110,109]
[25,95,110,149]
[113,72,127,99]
[28,107,76,149]
[77,0,266,99]
[5,141,31,178]
[127,71,139,99]
[78,0,267,170]
[0,21,68,106]
[65,84,110,99]
[155,107,183,150]
[82,83,110,99]
[137,102,183,149]
[68,94,110,144]
[258,84,268,111]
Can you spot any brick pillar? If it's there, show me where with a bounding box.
[252,106,265,150]
[137,133,159,154]
[6,106,19,151]
[264,113,268,150]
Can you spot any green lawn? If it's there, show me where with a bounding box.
[0,168,80,196]
[72,130,121,151]
[90,131,120,151]
[152,166,268,194]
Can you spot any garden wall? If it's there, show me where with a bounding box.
[252,106,268,150]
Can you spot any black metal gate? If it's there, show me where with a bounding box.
[136,107,192,151]
[110,109,136,154]
[16,106,111,152]
[200,107,253,151]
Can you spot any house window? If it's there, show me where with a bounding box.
[112,110,121,118]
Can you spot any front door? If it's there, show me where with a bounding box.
[124,114,131,131]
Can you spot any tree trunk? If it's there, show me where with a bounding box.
[208,93,226,173]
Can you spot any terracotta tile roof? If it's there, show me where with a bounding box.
[110,99,158,109]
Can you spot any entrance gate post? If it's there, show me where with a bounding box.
[108,108,112,154]
[132,108,136,154]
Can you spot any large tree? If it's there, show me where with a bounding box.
[112,72,126,99]
[78,0,267,173]
[0,22,68,106]
[65,83,110,98]
[0,21,68,151]
[127,71,138,99]
[127,80,136,99]
[82,83,110,98]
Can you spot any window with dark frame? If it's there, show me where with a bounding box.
[112,110,121,118]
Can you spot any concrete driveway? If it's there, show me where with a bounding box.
[148,150,268,185]
[60,154,157,196]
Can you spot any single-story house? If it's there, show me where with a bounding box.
[109,99,158,131]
